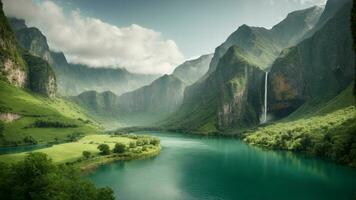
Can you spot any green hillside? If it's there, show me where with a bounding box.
[0,80,101,146]
[244,85,356,167]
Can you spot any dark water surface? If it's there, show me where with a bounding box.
[87,132,356,200]
[0,143,51,154]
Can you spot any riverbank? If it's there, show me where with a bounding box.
[77,145,161,173]
[0,134,161,169]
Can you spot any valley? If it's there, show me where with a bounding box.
[0,0,355,199]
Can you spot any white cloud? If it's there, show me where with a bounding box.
[3,0,184,74]
[296,0,327,5]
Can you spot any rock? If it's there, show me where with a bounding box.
[0,112,21,122]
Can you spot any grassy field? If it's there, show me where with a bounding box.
[0,134,160,165]
[0,80,102,145]
[244,85,356,167]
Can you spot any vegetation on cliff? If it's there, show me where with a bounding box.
[244,85,356,167]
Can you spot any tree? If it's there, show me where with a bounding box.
[82,151,91,159]
[97,144,110,155]
[114,143,126,154]
[150,137,160,146]
[0,121,4,136]
[0,152,115,200]
[129,141,136,148]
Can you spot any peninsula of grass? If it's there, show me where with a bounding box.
[0,134,161,171]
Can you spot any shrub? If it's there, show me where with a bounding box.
[97,144,110,155]
[67,132,82,142]
[33,119,78,128]
[136,139,144,146]
[129,141,136,148]
[0,153,115,200]
[82,151,91,159]
[132,147,142,154]
[0,121,4,136]
[113,143,126,154]
[23,135,38,144]
[150,137,160,146]
[142,146,148,151]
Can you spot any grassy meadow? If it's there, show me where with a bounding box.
[0,80,102,146]
[0,134,161,165]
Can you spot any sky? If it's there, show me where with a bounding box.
[3,0,326,74]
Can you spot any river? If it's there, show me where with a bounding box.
[87,131,356,200]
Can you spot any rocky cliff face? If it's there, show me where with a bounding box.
[163,47,264,134]
[71,90,120,118]
[8,17,159,96]
[118,74,186,114]
[215,47,264,129]
[268,2,355,118]
[0,3,27,87]
[23,53,56,98]
[352,0,356,95]
[172,54,212,85]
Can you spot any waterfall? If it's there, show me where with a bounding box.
[262,71,268,124]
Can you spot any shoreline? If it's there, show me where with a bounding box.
[76,145,161,173]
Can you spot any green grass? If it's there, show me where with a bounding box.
[244,85,356,167]
[0,134,160,165]
[0,80,101,145]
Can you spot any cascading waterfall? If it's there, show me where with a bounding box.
[262,71,268,124]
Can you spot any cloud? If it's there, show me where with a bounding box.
[296,0,327,5]
[3,0,184,74]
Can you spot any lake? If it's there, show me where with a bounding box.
[87,131,356,200]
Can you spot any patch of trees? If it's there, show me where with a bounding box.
[97,144,110,155]
[113,143,126,154]
[0,121,4,137]
[0,152,115,200]
[23,135,38,144]
[33,119,78,128]
[82,151,92,159]
[244,108,356,167]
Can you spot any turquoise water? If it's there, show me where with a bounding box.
[0,143,51,154]
[87,132,356,200]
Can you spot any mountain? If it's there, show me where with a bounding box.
[23,52,56,98]
[71,54,212,128]
[302,0,350,40]
[118,74,185,114]
[352,0,356,95]
[0,3,26,88]
[0,2,56,97]
[8,18,159,96]
[268,1,355,119]
[161,5,324,134]
[162,46,265,134]
[172,54,212,85]
[68,91,121,128]
[0,4,99,146]
[207,6,323,75]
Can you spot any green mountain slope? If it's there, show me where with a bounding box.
[244,85,356,167]
[268,1,354,119]
[162,47,265,134]
[117,74,186,126]
[0,80,100,146]
[172,54,212,85]
[161,6,324,134]
[207,5,323,74]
